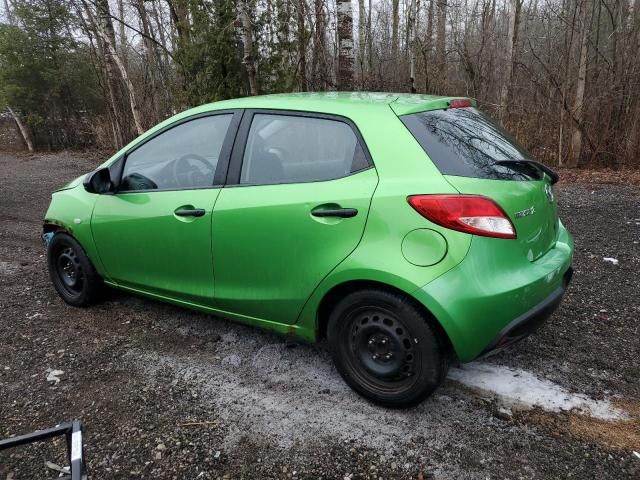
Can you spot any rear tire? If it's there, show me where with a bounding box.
[327,288,449,408]
[47,232,102,307]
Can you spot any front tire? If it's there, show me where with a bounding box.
[47,232,101,307]
[327,289,449,408]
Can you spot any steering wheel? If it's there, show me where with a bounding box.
[172,154,215,188]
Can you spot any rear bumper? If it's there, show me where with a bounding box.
[412,222,574,362]
[477,267,572,358]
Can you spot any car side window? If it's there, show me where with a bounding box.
[120,114,232,192]
[240,114,369,185]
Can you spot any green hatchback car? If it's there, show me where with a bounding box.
[44,93,573,407]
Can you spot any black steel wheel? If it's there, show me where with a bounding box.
[55,247,85,296]
[47,232,101,307]
[328,289,449,407]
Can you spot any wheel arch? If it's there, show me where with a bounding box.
[43,222,95,265]
[42,217,107,278]
[315,279,455,360]
[43,184,108,276]
[43,220,70,235]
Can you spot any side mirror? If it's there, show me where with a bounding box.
[83,167,113,194]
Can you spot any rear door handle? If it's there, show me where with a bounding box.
[174,208,206,217]
[311,208,358,218]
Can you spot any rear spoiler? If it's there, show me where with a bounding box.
[495,159,560,185]
[389,96,478,116]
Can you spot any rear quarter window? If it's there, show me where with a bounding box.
[400,107,543,181]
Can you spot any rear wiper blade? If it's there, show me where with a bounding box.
[495,159,559,184]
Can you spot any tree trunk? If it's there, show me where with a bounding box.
[337,0,354,90]
[88,0,128,145]
[358,0,366,77]
[117,0,127,61]
[92,0,144,136]
[391,0,400,58]
[436,0,447,93]
[499,0,522,121]
[558,0,578,166]
[424,0,434,92]
[311,0,327,89]
[99,29,145,135]
[297,0,308,91]
[136,0,161,123]
[3,0,14,24]
[625,102,640,163]
[408,0,419,92]
[367,0,372,71]
[7,106,34,152]
[151,0,170,65]
[166,0,191,50]
[74,1,123,148]
[569,0,590,167]
[238,0,258,95]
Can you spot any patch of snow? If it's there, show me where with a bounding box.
[0,261,19,276]
[46,369,64,384]
[603,257,619,265]
[448,363,626,420]
[134,347,471,458]
[132,328,627,456]
[221,354,242,367]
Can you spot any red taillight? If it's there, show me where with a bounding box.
[448,99,473,108]
[407,195,517,239]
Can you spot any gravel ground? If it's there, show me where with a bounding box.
[0,152,638,479]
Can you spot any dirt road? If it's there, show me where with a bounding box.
[0,152,638,479]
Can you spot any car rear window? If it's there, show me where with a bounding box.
[400,107,543,181]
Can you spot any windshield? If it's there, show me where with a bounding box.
[400,107,543,181]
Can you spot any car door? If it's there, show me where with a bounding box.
[91,111,241,305]
[211,110,379,324]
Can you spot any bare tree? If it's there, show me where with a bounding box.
[238,0,258,95]
[97,28,145,135]
[367,0,373,71]
[297,0,308,91]
[135,0,161,123]
[7,106,34,152]
[311,0,328,89]
[3,0,14,24]
[91,0,144,135]
[423,0,435,91]
[435,0,447,93]
[499,0,523,121]
[87,0,127,146]
[117,0,126,57]
[408,0,419,92]
[337,0,354,89]
[165,0,191,50]
[569,0,591,166]
[3,0,640,169]
[391,0,400,58]
[358,0,366,77]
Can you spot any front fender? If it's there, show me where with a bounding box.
[44,186,106,276]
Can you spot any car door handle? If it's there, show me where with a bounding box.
[311,208,358,218]
[174,208,206,217]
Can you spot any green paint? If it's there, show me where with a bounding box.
[401,229,448,266]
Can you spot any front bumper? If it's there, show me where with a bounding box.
[412,223,574,362]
